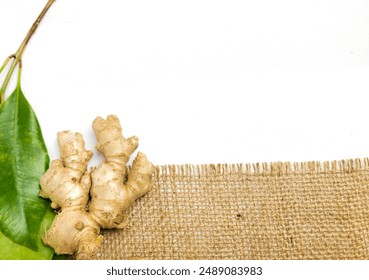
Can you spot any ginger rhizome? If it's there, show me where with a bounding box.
[39,115,155,259]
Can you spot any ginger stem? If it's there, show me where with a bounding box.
[0,0,56,104]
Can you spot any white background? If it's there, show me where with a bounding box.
[0,260,369,280]
[1,0,369,166]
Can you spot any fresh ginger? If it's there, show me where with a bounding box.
[39,115,155,259]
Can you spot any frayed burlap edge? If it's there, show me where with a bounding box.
[96,158,369,260]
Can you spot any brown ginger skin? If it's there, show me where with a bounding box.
[89,116,153,229]
[39,115,155,259]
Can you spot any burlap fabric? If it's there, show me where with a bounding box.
[96,159,369,259]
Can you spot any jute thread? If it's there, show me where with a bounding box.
[96,158,369,259]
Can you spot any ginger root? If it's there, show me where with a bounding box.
[39,115,155,259]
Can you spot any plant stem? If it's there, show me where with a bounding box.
[0,55,15,74]
[0,0,55,105]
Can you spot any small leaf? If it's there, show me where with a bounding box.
[0,86,52,251]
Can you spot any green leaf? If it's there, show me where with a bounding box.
[0,209,54,260]
[0,86,53,252]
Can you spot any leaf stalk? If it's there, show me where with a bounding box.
[0,0,55,105]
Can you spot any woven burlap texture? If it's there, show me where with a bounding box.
[96,158,369,260]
